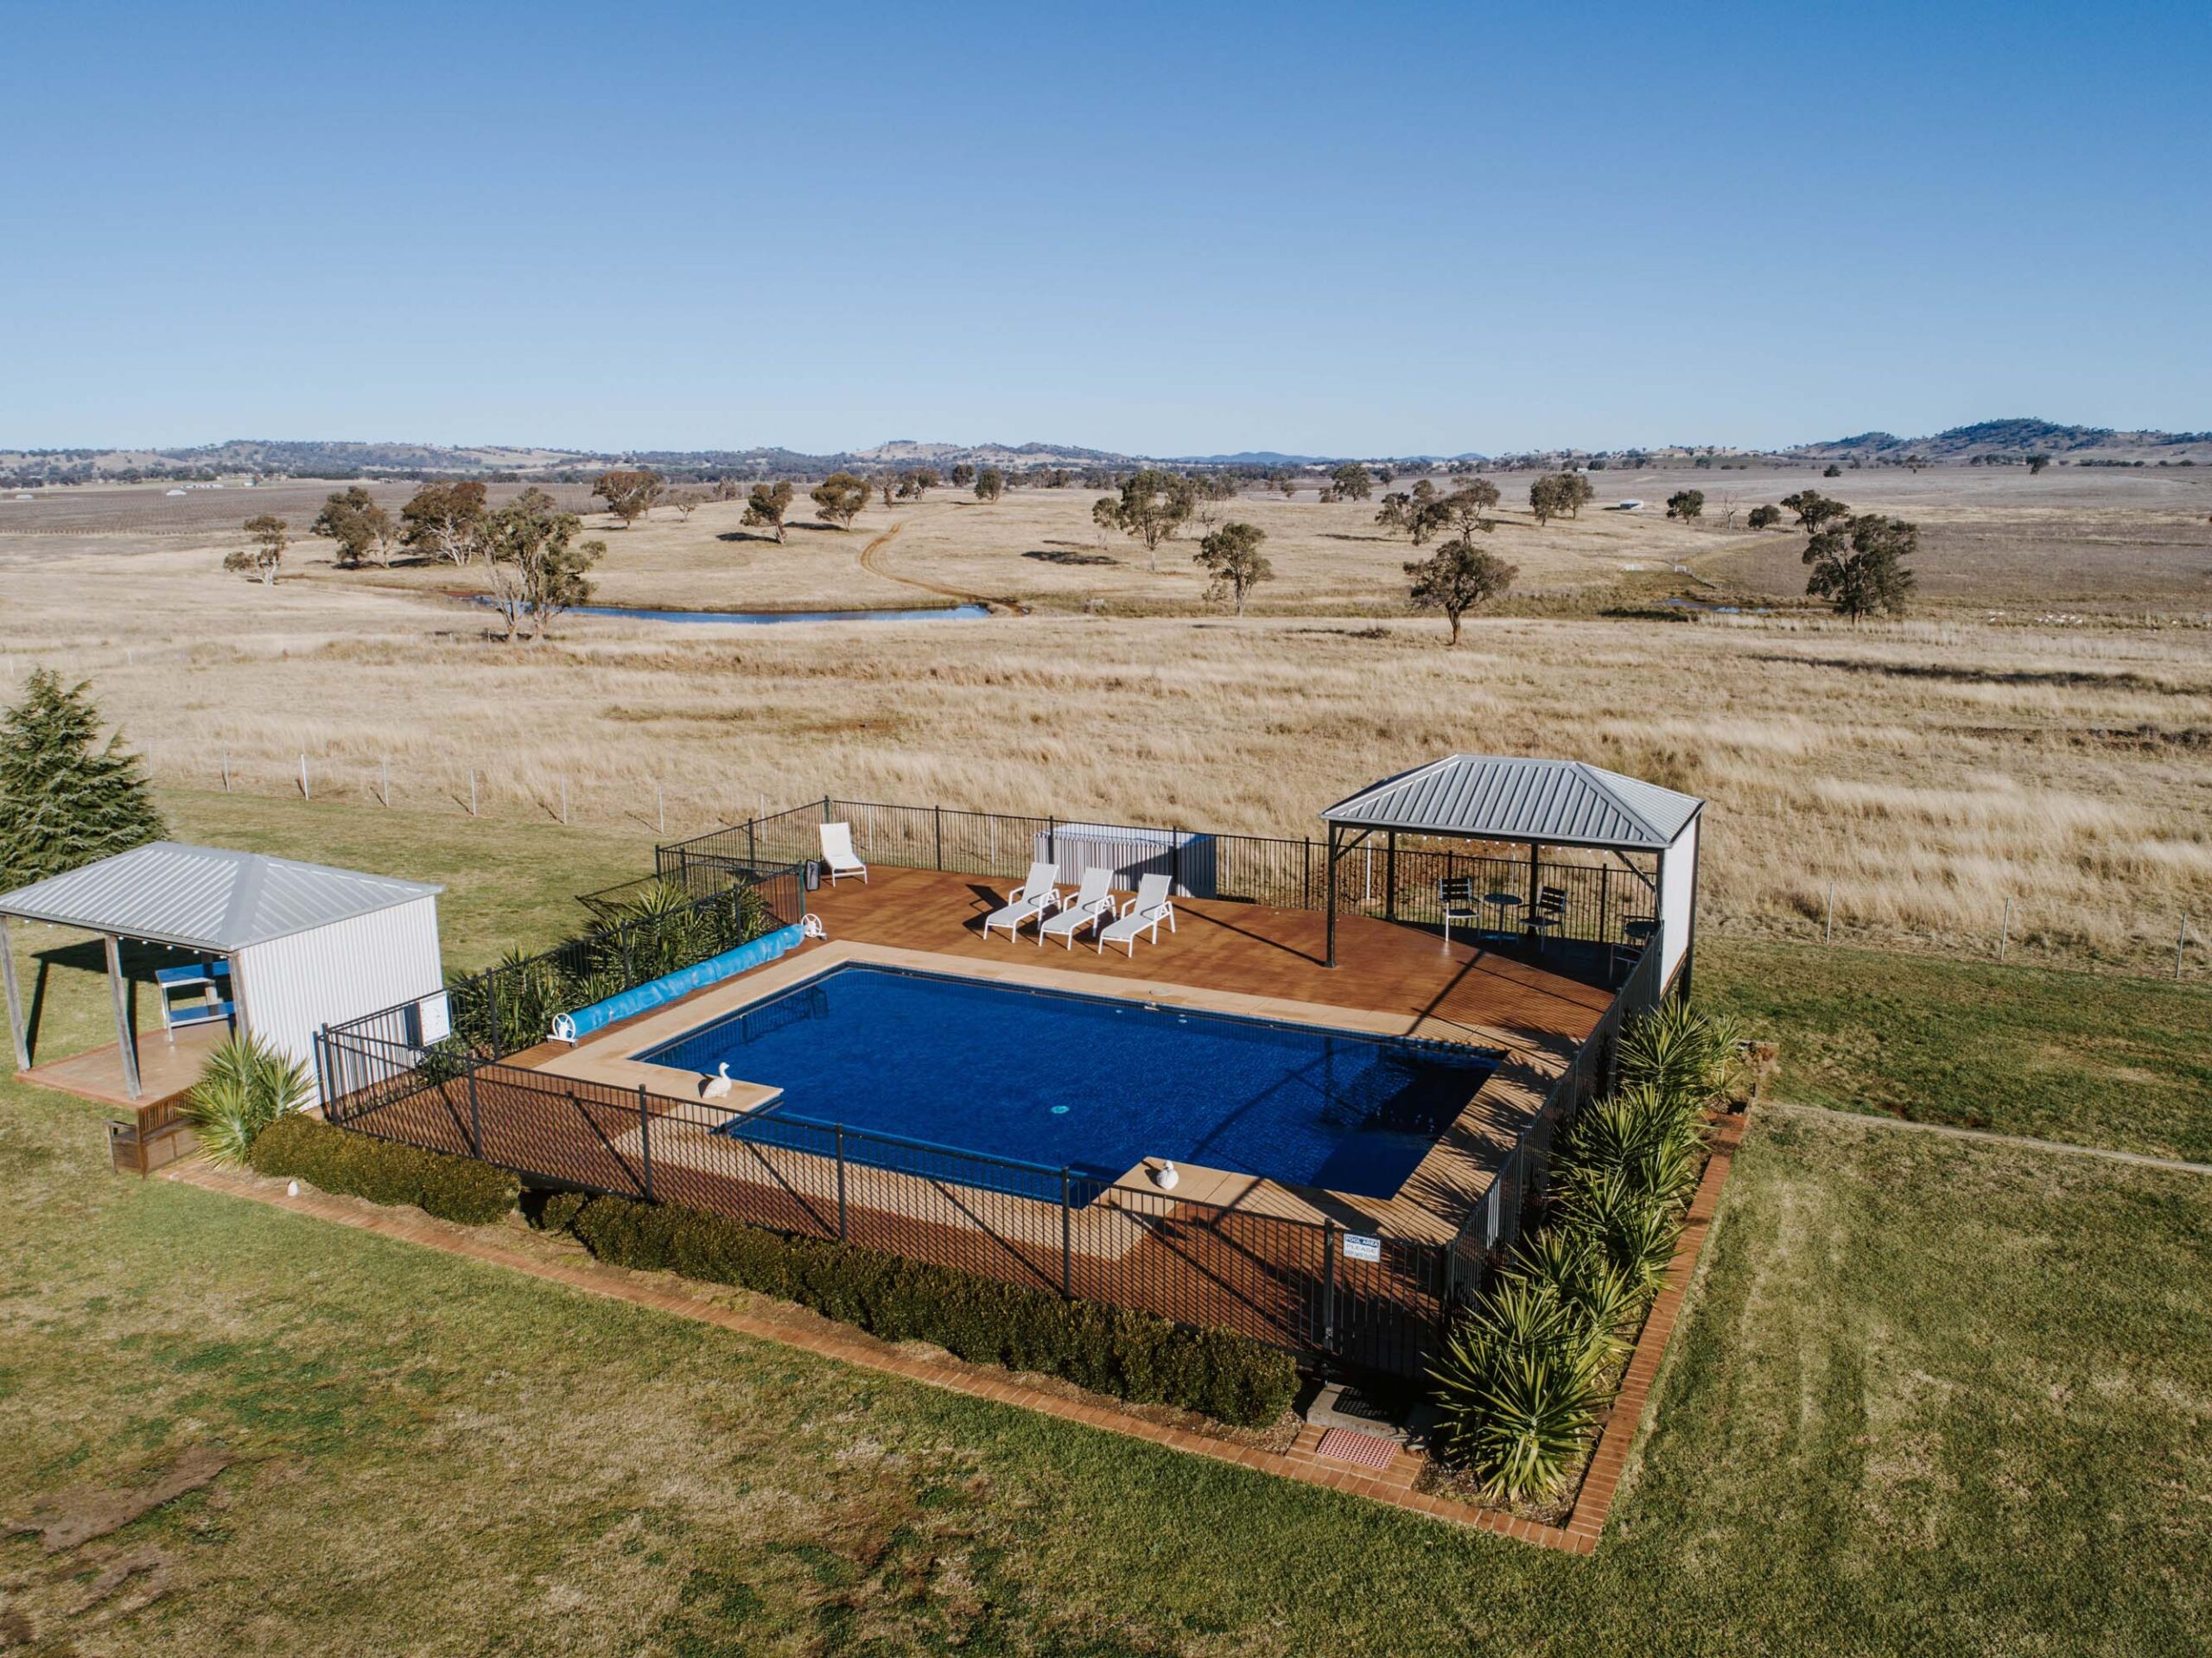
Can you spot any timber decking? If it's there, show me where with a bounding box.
[22,1019,227,1109]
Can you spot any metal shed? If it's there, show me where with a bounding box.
[1319,755,1705,988]
[0,842,442,1103]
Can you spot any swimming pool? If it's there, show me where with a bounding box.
[639,964,1498,1200]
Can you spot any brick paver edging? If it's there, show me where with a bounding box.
[166,1113,1745,1554]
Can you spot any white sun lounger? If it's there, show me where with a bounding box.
[1039,867,1116,948]
[819,822,868,885]
[982,861,1062,941]
[1096,873,1177,956]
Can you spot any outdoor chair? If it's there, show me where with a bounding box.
[1526,885,1569,953]
[1096,873,1178,956]
[1439,876,1482,948]
[818,822,868,885]
[982,861,1062,941]
[1039,867,1116,948]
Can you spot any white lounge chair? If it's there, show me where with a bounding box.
[1039,867,1116,948]
[1096,873,1177,957]
[982,861,1061,941]
[819,822,868,885]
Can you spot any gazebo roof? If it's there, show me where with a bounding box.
[0,842,441,953]
[1320,756,1703,852]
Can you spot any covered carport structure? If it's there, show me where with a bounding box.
[1319,755,1706,992]
[0,842,442,1105]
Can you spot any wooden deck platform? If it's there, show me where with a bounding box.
[21,1019,226,1110]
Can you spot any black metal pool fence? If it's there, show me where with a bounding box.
[313,800,1674,1381]
[315,929,1662,1382]
[659,797,1656,949]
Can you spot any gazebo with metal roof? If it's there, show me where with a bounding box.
[1319,755,1706,988]
[0,842,443,1103]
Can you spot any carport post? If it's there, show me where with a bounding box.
[0,916,28,1070]
[105,933,142,1102]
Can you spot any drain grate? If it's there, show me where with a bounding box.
[1314,1426,1400,1469]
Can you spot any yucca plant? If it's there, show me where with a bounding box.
[1554,1085,1705,1208]
[184,1032,311,1166]
[1508,1230,1640,1358]
[1431,1281,1611,1502]
[1558,1168,1680,1297]
[1618,1001,1739,1102]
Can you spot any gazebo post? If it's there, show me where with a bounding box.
[105,932,142,1102]
[1325,823,1340,969]
[1526,842,1541,919]
[1384,831,1397,922]
[0,916,28,1071]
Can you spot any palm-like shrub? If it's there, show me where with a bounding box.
[1557,1167,1680,1296]
[1432,1280,1611,1502]
[1554,1084,1705,1210]
[1509,1229,1640,1356]
[184,1032,311,1166]
[1618,1001,1740,1102]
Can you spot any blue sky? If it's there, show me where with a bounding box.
[3,1,2205,455]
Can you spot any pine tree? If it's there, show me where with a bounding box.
[0,670,167,886]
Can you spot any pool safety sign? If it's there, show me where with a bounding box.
[1341,1233,1382,1263]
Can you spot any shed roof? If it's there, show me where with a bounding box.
[0,842,441,952]
[1321,756,1703,851]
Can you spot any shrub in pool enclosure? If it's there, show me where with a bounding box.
[549,1191,1300,1427]
[442,879,776,1056]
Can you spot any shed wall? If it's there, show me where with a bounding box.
[1657,818,1697,987]
[232,897,442,1101]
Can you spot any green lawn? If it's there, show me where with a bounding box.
[1700,939,2212,1162]
[3,797,2208,1653]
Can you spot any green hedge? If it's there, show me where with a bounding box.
[248,1115,518,1225]
[550,1192,1298,1427]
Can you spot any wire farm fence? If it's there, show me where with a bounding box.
[659,797,1663,950]
[314,1032,1456,1379]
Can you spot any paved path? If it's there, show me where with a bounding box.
[1762,1099,2212,1178]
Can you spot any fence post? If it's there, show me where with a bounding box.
[747,818,758,867]
[1320,1220,1338,1355]
[1824,880,1836,944]
[638,1083,653,1201]
[1172,828,1183,894]
[2180,918,2192,981]
[835,1124,849,1240]
[469,769,478,817]
[1046,814,1056,862]
[220,749,230,792]
[1059,1166,1073,1297]
[1999,897,2012,962]
[559,774,568,825]
[300,753,310,800]
[467,1065,483,1159]
[935,804,944,871]
[380,757,390,807]
[1303,835,1313,909]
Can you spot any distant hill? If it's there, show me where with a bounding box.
[1790,418,2211,463]
[5,420,2205,490]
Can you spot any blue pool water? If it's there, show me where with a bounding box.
[640,965,1498,1199]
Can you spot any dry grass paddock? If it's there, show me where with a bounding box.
[0,475,2207,974]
